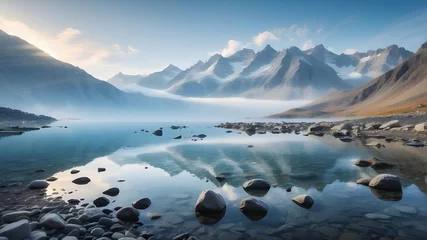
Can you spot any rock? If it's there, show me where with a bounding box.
[103,187,120,197]
[195,190,226,213]
[46,177,58,182]
[0,219,31,240]
[78,209,107,223]
[392,205,417,214]
[243,179,271,190]
[331,123,352,131]
[173,135,182,139]
[356,178,372,186]
[1,211,31,223]
[370,162,394,170]
[98,217,114,227]
[110,223,124,232]
[366,142,383,148]
[365,213,391,220]
[215,175,226,181]
[147,213,161,220]
[111,232,124,240]
[39,213,66,229]
[70,169,80,174]
[369,174,402,191]
[28,180,49,190]
[197,134,207,138]
[405,139,426,147]
[98,168,106,172]
[245,127,256,136]
[116,207,140,222]
[91,228,105,237]
[239,198,269,221]
[354,158,373,167]
[93,197,110,207]
[62,237,78,240]
[152,130,162,136]
[30,230,46,240]
[365,122,382,130]
[66,218,81,225]
[68,229,79,237]
[414,122,427,132]
[247,145,254,148]
[29,221,38,231]
[72,177,91,185]
[67,199,80,205]
[379,120,400,129]
[292,194,314,209]
[316,226,341,239]
[63,224,82,234]
[132,198,151,209]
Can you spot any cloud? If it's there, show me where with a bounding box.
[301,40,314,50]
[253,31,279,46]
[0,15,142,80]
[273,24,309,40]
[296,26,308,37]
[327,47,334,52]
[220,40,243,56]
[343,48,357,54]
[317,28,322,33]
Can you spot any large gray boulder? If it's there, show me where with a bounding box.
[414,122,427,132]
[39,213,66,229]
[28,180,49,190]
[195,190,226,213]
[379,120,400,129]
[292,194,314,209]
[116,207,140,222]
[243,179,271,190]
[1,211,31,223]
[0,219,31,240]
[369,174,402,191]
[239,198,269,214]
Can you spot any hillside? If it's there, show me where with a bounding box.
[271,41,427,118]
[0,107,55,123]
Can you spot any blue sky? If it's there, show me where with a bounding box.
[0,0,426,79]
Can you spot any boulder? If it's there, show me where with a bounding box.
[152,130,163,136]
[1,211,31,223]
[116,207,140,222]
[414,122,427,132]
[78,209,107,223]
[173,135,182,139]
[0,219,31,240]
[369,174,402,191]
[379,120,400,129]
[28,180,49,190]
[243,179,271,190]
[103,187,120,197]
[46,176,58,182]
[239,198,268,214]
[331,123,352,131]
[356,178,372,186]
[91,228,105,237]
[195,190,226,213]
[29,230,46,240]
[39,213,66,229]
[98,168,106,172]
[70,169,80,174]
[354,158,374,167]
[132,198,151,209]
[93,197,110,207]
[370,162,394,170]
[365,122,382,130]
[72,177,91,185]
[245,127,256,136]
[292,194,314,209]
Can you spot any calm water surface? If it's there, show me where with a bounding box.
[1,121,427,239]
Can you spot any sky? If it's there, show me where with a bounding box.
[0,0,426,80]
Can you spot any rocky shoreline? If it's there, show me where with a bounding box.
[216,113,427,144]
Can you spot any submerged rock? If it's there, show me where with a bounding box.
[369,174,402,192]
[28,180,49,190]
[195,190,226,213]
[292,194,314,209]
[132,198,151,209]
[354,158,374,167]
[356,178,372,186]
[173,135,182,139]
[239,198,269,221]
[116,207,140,222]
[371,162,395,170]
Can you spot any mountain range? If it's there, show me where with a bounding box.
[110,44,414,100]
[271,41,427,118]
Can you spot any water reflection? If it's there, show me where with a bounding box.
[1,122,427,238]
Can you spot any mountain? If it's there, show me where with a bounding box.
[166,45,350,99]
[0,107,56,123]
[107,72,145,87]
[0,29,131,111]
[271,41,427,118]
[137,64,181,89]
[305,44,414,87]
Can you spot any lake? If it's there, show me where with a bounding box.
[1,121,427,239]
